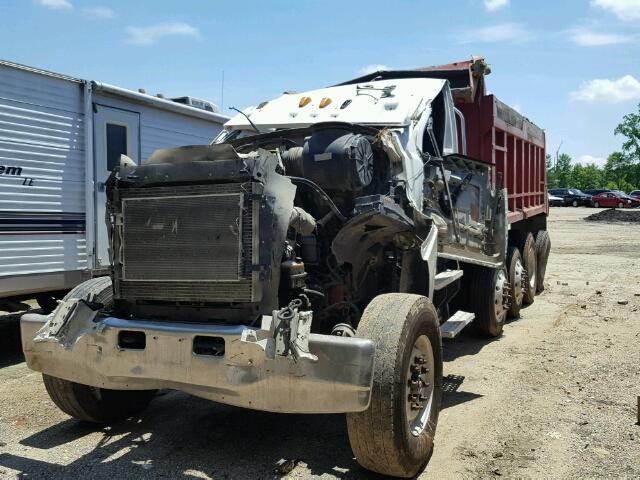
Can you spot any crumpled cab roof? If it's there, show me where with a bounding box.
[225,78,447,131]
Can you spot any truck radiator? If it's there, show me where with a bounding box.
[116,183,256,303]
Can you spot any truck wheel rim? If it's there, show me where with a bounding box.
[494,269,508,321]
[527,249,537,291]
[512,258,524,306]
[406,335,435,437]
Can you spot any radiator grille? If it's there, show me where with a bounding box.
[116,183,256,303]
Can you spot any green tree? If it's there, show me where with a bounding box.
[603,152,636,190]
[555,153,573,187]
[572,163,602,190]
[615,102,640,161]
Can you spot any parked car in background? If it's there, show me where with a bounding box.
[584,189,611,196]
[548,192,563,206]
[629,189,640,200]
[591,191,640,208]
[548,188,591,207]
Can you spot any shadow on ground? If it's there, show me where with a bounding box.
[0,391,377,479]
[0,381,484,479]
[0,307,500,479]
[0,309,32,367]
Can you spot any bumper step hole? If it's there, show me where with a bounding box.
[193,336,225,356]
[118,330,146,350]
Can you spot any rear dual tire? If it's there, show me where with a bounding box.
[519,233,537,305]
[535,230,551,293]
[347,294,442,478]
[42,277,156,423]
[506,246,524,318]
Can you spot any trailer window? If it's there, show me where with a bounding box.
[106,123,128,171]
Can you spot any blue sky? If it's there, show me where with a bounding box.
[2,0,640,165]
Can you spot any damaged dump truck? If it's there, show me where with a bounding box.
[21,57,550,477]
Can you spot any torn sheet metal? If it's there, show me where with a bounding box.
[34,299,105,348]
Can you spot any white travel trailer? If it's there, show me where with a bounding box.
[0,60,228,311]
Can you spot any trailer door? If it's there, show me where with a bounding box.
[93,105,140,268]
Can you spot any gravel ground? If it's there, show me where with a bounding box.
[0,207,638,479]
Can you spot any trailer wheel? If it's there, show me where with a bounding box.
[535,230,551,293]
[520,233,537,305]
[506,247,524,318]
[42,277,157,423]
[346,294,442,478]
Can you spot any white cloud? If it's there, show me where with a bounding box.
[459,23,532,43]
[126,22,201,46]
[82,6,115,19]
[578,154,606,166]
[570,75,640,103]
[591,0,640,21]
[38,0,73,10]
[358,64,390,75]
[485,0,509,11]
[570,28,634,46]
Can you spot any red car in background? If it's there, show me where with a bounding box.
[630,190,640,200]
[591,190,640,208]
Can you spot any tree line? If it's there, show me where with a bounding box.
[547,103,640,191]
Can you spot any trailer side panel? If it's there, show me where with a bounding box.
[0,63,88,295]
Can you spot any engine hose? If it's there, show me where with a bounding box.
[286,176,347,223]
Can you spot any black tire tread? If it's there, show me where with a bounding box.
[519,233,537,305]
[42,277,155,423]
[469,266,505,337]
[346,293,442,478]
[506,246,523,318]
[535,230,551,293]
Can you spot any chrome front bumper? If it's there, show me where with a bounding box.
[21,314,375,414]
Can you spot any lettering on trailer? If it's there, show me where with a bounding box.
[0,165,22,176]
[0,165,35,186]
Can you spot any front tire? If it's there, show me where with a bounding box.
[42,277,157,423]
[347,294,442,478]
[43,375,156,423]
[572,199,578,207]
[617,202,624,208]
[594,201,600,208]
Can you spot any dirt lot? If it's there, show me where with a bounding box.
[0,207,638,479]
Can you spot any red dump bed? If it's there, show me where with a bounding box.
[418,58,547,224]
